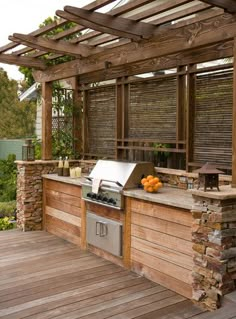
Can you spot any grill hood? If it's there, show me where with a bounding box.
[88,160,154,189]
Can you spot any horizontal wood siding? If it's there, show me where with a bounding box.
[86,86,116,157]
[44,179,81,246]
[129,77,177,140]
[130,198,193,298]
[194,70,233,168]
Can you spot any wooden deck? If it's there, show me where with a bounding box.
[0,230,234,319]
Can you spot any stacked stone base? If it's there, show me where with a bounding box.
[16,160,95,231]
[191,194,236,310]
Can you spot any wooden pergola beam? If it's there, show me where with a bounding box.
[78,40,233,84]
[200,0,236,13]
[0,53,46,70]
[57,10,142,41]
[10,33,103,58]
[33,13,236,82]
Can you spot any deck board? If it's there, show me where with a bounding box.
[0,229,215,318]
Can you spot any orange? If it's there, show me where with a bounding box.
[147,186,154,193]
[153,177,159,184]
[141,177,147,185]
[146,175,154,181]
[153,184,159,192]
[157,182,163,188]
[144,181,150,187]
[149,178,156,186]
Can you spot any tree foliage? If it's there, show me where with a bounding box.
[0,68,36,138]
[0,154,17,202]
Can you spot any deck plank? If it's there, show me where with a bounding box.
[0,230,207,319]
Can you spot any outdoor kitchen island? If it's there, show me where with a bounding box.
[42,172,194,300]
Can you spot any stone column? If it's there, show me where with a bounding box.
[16,160,96,231]
[16,161,58,231]
[191,188,236,310]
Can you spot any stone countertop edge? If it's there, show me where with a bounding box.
[42,173,85,186]
[123,187,193,210]
[189,185,236,200]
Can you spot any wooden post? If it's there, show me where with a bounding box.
[232,38,236,187]
[80,199,87,250]
[123,197,131,269]
[71,77,82,158]
[176,66,186,169]
[82,89,88,157]
[186,64,196,172]
[116,78,122,159]
[42,82,52,160]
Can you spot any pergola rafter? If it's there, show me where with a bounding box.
[200,0,236,13]
[9,33,103,58]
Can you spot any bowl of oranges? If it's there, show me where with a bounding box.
[141,175,163,193]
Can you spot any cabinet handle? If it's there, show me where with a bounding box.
[96,221,108,237]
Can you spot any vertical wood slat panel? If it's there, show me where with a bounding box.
[194,70,233,169]
[128,77,177,140]
[86,86,116,157]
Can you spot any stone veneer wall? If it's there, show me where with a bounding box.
[16,160,96,231]
[155,167,231,190]
[191,194,236,310]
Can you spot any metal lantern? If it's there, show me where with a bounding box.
[195,162,224,192]
[22,139,35,161]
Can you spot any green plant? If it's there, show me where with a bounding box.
[0,154,17,201]
[0,201,16,218]
[0,216,15,231]
[153,143,171,158]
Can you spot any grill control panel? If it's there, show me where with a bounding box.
[82,184,124,210]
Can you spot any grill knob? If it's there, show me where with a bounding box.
[87,192,93,198]
[97,194,103,201]
[91,193,97,200]
[102,196,108,202]
[108,198,116,205]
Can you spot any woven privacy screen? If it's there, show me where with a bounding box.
[128,77,177,140]
[194,70,233,169]
[86,86,116,157]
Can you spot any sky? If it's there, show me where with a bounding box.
[0,0,93,81]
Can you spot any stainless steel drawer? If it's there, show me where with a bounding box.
[86,211,123,257]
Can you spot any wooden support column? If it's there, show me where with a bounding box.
[186,64,196,172]
[232,38,236,187]
[116,77,129,160]
[71,77,82,158]
[42,82,52,160]
[82,89,89,157]
[176,66,186,168]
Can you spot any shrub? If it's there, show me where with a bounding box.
[0,217,15,231]
[0,201,16,218]
[0,154,17,201]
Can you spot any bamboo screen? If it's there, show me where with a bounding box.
[128,78,177,140]
[194,70,233,169]
[86,86,116,157]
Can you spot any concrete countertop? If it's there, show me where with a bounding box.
[123,187,194,210]
[42,173,86,186]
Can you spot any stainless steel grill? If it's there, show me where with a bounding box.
[82,160,154,210]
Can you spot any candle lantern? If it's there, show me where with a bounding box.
[22,139,35,161]
[195,162,224,192]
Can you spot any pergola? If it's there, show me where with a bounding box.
[1,0,236,182]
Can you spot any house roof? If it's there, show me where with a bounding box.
[0,0,235,83]
[19,82,39,102]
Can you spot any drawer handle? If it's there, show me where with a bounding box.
[96,221,108,237]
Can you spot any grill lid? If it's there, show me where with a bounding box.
[88,160,154,189]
